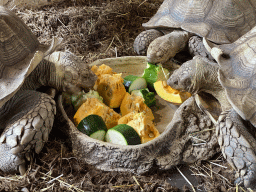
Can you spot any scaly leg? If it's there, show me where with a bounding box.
[188,36,215,61]
[133,29,164,56]
[217,109,256,190]
[0,90,56,174]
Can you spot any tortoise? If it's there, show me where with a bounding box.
[133,0,256,64]
[0,6,97,174]
[167,26,256,190]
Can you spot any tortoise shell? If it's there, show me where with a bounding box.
[0,6,60,108]
[213,26,256,124]
[143,0,256,44]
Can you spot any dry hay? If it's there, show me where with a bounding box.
[0,0,245,191]
[14,0,163,64]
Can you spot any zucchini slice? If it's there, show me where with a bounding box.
[131,88,156,107]
[105,124,141,145]
[123,75,147,93]
[77,114,107,141]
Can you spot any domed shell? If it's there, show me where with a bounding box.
[214,26,256,125]
[143,0,256,44]
[0,6,61,108]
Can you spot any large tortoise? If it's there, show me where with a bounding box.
[134,0,256,64]
[0,6,97,174]
[167,26,256,190]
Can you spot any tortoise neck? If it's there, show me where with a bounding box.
[192,59,231,111]
[192,59,220,92]
[21,59,63,91]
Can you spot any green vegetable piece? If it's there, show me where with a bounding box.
[123,75,147,93]
[142,63,170,90]
[77,114,107,141]
[71,90,103,111]
[105,124,141,145]
[131,88,156,107]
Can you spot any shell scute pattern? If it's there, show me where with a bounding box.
[0,9,38,71]
[143,0,256,44]
[217,27,256,121]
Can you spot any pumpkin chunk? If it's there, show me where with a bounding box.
[120,92,154,120]
[94,73,126,108]
[118,112,159,143]
[91,64,115,76]
[154,81,191,104]
[74,98,121,129]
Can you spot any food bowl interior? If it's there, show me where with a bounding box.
[65,56,179,134]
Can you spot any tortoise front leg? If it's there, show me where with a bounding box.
[217,109,256,190]
[188,36,215,61]
[0,90,56,174]
[134,29,164,56]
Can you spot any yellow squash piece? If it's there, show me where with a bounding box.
[91,64,116,76]
[94,73,126,108]
[120,92,154,120]
[154,81,191,104]
[118,112,159,143]
[74,98,121,129]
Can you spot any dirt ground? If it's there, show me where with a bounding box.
[0,0,247,191]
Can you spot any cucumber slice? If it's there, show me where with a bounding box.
[77,114,107,141]
[131,88,156,107]
[142,63,170,90]
[123,75,147,93]
[105,124,141,145]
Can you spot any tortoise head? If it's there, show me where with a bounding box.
[167,55,220,95]
[47,51,97,94]
[147,36,173,64]
[167,58,197,94]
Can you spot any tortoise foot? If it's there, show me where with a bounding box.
[0,143,26,174]
[0,91,56,174]
[217,109,256,190]
[133,29,163,56]
[235,164,256,190]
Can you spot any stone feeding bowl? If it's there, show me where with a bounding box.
[57,56,218,174]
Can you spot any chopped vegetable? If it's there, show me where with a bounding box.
[123,75,147,93]
[91,64,116,76]
[74,98,121,129]
[105,124,141,145]
[120,92,154,120]
[77,114,107,141]
[142,63,170,90]
[118,112,159,143]
[131,88,156,107]
[94,73,126,108]
[71,90,103,111]
[154,80,191,104]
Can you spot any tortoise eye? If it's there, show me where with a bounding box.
[221,53,230,59]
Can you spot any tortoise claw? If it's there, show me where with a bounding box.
[19,163,26,175]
